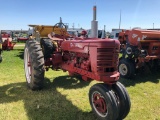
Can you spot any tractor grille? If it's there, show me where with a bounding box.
[97,48,118,73]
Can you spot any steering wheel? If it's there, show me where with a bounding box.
[53,22,67,37]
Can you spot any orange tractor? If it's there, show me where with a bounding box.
[118,29,160,78]
[24,18,131,120]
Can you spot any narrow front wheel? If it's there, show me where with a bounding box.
[112,82,131,119]
[89,83,119,120]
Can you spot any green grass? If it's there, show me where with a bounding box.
[0,44,160,120]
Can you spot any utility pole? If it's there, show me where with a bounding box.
[104,25,106,31]
[153,23,154,29]
[72,23,74,30]
[119,10,121,29]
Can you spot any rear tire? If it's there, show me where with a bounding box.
[89,83,119,120]
[24,39,45,90]
[118,58,135,78]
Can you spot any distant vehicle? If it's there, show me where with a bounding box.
[110,29,123,40]
[67,30,78,37]
[0,34,2,62]
[67,29,83,37]
[86,29,103,38]
[17,34,29,42]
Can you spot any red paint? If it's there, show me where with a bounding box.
[93,93,107,114]
[1,33,16,50]
[46,38,120,84]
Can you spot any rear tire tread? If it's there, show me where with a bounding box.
[24,39,44,90]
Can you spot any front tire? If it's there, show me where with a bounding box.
[40,39,56,59]
[118,58,135,78]
[89,83,119,120]
[24,39,45,90]
[112,82,131,119]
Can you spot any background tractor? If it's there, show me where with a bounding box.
[24,18,131,120]
[118,29,160,78]
[1,30,16,50]
[0,33,2,62]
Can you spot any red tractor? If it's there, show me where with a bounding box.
[1,30,16,50]
[118,29,160,78]
[24,20,131,120]
[0,34,2,62]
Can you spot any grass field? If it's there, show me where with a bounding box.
[0,44,160,120]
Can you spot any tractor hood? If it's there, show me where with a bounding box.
[61,38,120,53]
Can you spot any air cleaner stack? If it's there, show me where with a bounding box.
[91,6,98,38]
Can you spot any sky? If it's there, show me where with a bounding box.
[0,0,160,32]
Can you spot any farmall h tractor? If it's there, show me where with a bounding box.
[118,29,160,78]
[24,20,131,120]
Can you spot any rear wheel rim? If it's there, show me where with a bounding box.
[92,91,108,117]
[119,64,128,76]
[24,48,31,83]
